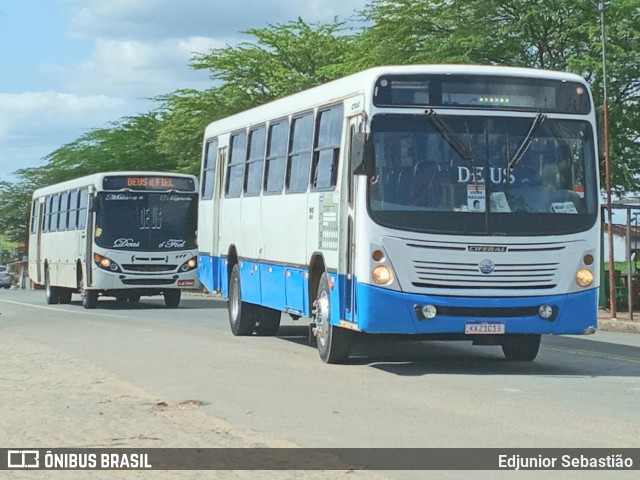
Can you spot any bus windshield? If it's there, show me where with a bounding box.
[94,192,198,251]
[367,114,598,236]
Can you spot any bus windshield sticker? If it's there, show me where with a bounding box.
[467,184,485,212]
[490,192,511,213]
[551,202,578,214]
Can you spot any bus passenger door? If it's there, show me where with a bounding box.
[84,190,94,288]
[344,114,364,321]
[35,201,44,285]
[198,142,225,293]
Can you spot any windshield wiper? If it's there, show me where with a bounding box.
[425,109,474,162]
[507,113,547,170]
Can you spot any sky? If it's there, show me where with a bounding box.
[0,0,367,182]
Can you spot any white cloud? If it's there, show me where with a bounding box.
[53,37,222,97]
[69,0,365,41]
[0,91,126,137]
[0,92,128,179]
[0,0,368,180]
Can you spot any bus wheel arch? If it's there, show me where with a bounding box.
[308,253,326,309]
[76,260,84,292]
[309,254,352,364]
[226,245,239,283]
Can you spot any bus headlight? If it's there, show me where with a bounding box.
[575,268,593,287]
[94,254,122,273]
[372,265,394,285]
[180,257,198,272]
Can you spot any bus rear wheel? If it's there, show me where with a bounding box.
[313,272,352,364]
[58,289,72,304]
[501,334,541,361]
[164,290,181,308]
[228,264,257,336]
[254,308,281,336]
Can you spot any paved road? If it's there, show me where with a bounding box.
[1,289,639,478]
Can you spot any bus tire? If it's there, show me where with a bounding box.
[228,264,257,336]
[314,272,352,364]
[82,290,98,309]
[254,308,281,336]
[59,289,73,304]
[501,334,541,361]
[164,290,181,308]
[45,270,60,305]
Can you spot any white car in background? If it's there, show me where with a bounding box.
[0,266,13,288]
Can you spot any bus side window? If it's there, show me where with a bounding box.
[286,112,313,193]
[30,200,40,234]
[202,139,218,200]
[68,191,79,230]
[245,126,266,196]
[312,104,344,191]
[226,131,246,198]
[78,189,88,230]
[264,119,288,194]
[59,192,69,231]
[43,196,51,233]
[50,194,60,233]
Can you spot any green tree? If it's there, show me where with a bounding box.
[156,18,356,173]
[0,180,35,248]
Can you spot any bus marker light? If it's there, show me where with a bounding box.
[371,249,385,261]
[575,268,593,287]
[583,254,594,265]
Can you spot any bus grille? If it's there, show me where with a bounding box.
[381,237,569,292]
[121,278,177,285]
[122,264,177,272]
[411,259,558,290]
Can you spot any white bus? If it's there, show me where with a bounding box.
[198,65,600,363]
[29,172,199,309]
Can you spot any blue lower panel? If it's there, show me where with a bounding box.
[198,254,221,294]
[239,260,262,305]
[203,257,311,316]
[355,284,599,335]
[260,264,287,311]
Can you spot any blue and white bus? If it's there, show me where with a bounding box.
[198,65,600,363]
[29,172,199,309]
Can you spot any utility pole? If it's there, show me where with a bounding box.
[598,2,616,319]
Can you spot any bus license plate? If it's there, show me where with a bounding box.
[465,322,505,335]
[178,280,195,287]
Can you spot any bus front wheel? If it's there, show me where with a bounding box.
[501,334,541,361]
[164,290,181,308]
[313,272,352,364]
[228,264,257,335]
[82,291,98,309]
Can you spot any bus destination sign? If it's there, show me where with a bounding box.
[103,175,195,192]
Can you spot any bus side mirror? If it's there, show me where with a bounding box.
[351,132,375,176]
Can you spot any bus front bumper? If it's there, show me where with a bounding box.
[353,283,599,335]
